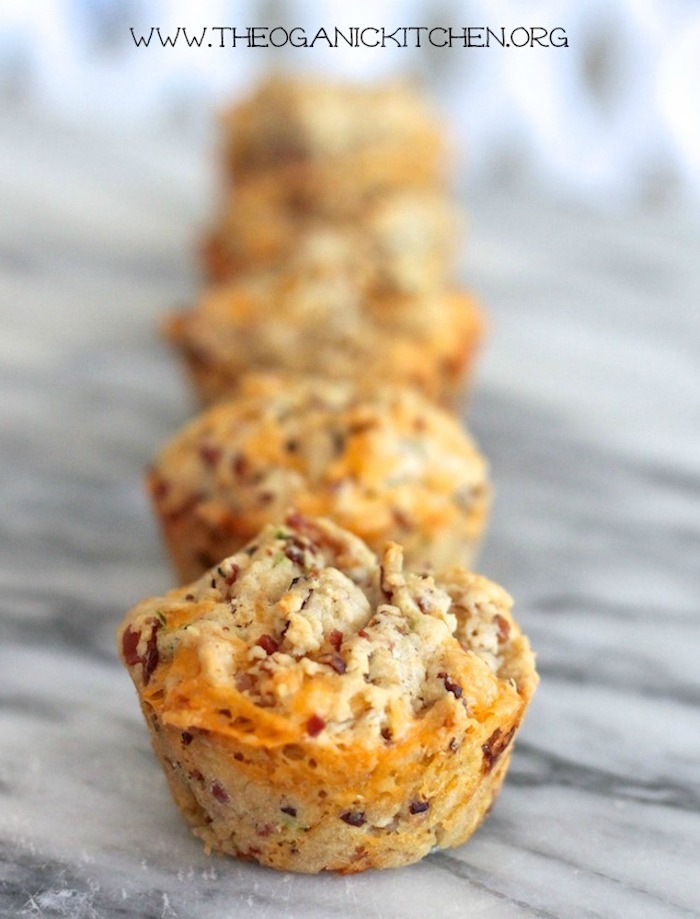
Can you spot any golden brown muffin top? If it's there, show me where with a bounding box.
[225,75,443,168]
[118,515,536,750]
[149,374,489,548]
[166,268,483,398]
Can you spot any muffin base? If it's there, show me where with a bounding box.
[139,696,523,874]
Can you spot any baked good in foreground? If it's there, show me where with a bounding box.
[220,77,446,214]
[147,374,490,583]
[117,514,537,873]
[165,272,483,408]
[201,189,460,295]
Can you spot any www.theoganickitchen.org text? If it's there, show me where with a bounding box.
[129,25,570,49]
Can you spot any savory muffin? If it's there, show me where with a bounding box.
[165,270,484,408]
[117,514,537,873]
[220,76,447,214]
[147,374,490,583]
[201,189,460,295]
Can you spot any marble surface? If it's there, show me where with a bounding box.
[1,109,699,919]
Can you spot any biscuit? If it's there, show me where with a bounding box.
[147,374,490,582]
[117,514,537,873]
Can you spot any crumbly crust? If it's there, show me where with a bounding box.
[148,374,490,583]
[165,273,483,408]
[117,515,537,873]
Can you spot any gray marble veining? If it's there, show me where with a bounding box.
[1,109,699,918]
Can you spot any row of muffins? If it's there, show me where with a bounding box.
[167,78,484,408]
[118,76,537,874]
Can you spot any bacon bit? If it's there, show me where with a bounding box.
[416,595,432,614]
[284,509,306,530]
[256,634,279,655]
[233,752,244,762]
[495,614,511,643]
[256,823,276,837]
[284,510,319,547]
[189,769,204,783]
[232,453,249,477]
[358,629,370,639]
[224,564,239,586]
[122,621,161,685]
[121,626,141,666]
[392,508,412,530]
[306,714,326,737]
[211,780,229,803]
[284,541,306,567]
[438,672,463,699]
[328,653,346,675]
[409,800,430,815]
[143,640,160,686]
[280,806,297,817]
[149,471,169,500]
[379,564,393,601]
[181,731,194,746]
[481,726,516,774]
[236,672,255,691]
[199,443,222,467]
[340,811,366,827]
[328,629,343,651]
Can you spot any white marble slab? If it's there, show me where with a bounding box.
[1,108,699,918]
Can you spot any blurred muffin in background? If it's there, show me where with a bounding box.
[148,374,490,583]
[220,76,448,215]
[201,188,460,295]
[165,265,483,408]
